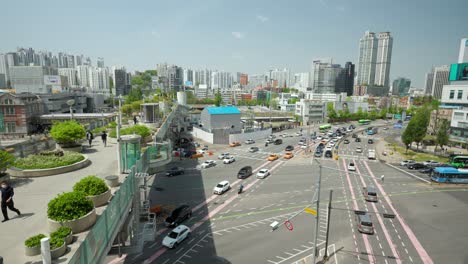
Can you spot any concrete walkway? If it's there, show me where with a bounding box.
[0,138,119,264]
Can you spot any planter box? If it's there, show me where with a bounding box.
[25,245,41,256]
[51,242,67,259]
[64,232,73,245]
[57,143,83,153]
[87,189,111,207]
[48,208,97,234]
[105,175,119,187]
[8,155,90,178]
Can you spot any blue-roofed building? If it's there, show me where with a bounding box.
[200,106,241,133]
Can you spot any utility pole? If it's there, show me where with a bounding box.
[116,95,123,173]
[312,159,322,264]
[323,190,333,260]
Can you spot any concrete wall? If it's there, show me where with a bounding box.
[192,127,214,144]
[229,128,272,143]
[4,136,56,158]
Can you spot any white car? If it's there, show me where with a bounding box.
[400,160,416,166]
[223,156,236,164]
[348,162,356,171]
[245,139,255,144]
[337,135,343,139]
[325,146,332,152]
[329,142,335,147]
[295,132,303,136]
[201,160,216,168]
[356,147,363,153]
[316,136,323,140]
[213,180,230,194]
[218,153,230,159]
[256,169,270,179]
[301,145,307,149]
[423,160,439,166]
[162,225,190,249]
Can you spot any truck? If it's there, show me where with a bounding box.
[368,149,376,160]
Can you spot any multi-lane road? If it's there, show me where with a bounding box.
[113,123,468,264]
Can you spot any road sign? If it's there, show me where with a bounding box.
[304,207,317,216]
[284,220,294,231]
[394,114,401,119]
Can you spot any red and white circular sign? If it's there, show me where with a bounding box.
[284,220,294,231]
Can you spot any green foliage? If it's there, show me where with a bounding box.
[51,226,72,239]
[121,104,133,115]
[131,101,142,112]
[49,236,65,250]
[73,175,108,196]
[126,87,143,103]
[47,191,94,222]
[109,124,151,138]
[326,102,337,120]
[288,98,298,104]
[401,125,414,153]
[25,234,46,248]
[412,106,431,147]
[436,119,450,149]
[13,151,84,170]
[186,91,197,104]
[50,121,86,147]
[0,150,15,172]
[215,89,222,106]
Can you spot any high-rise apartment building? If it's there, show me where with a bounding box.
[458,38,468,63]
[113,67,129,96]
[269,68,290,88]
[424,65,450,99]
[424,72,434,95]
[293,73,309,91]
[193,69,212,88]
[77,65,91,87]
[183,68,193,87]
[392,77,411,96]
[58,68,78,87]
[248,74,267,88]
[356,31,393,90]
[97,57,105,68]
[310,59,344,94]
[211,71,233,89]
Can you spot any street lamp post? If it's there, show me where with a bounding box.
[66,99,75,120]
[312,159,322,264]
[116,95,123,173]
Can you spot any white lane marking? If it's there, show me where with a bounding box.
[187,238,195,244]
[176,247,185,254]
[385,163,431,183]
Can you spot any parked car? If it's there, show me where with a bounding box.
[218,152,230,159]
[249,147,259,153]
[266,138,274,144]
[245,139,255,144]
[162,225,190,248]
[164,205,192,227]
[329,142,335,147]
[285,145,294,151]
[368,139,373,144]
[355,138,361,142]
[423,160,440,166]
[256,169,270,179]
[237,166,253,179]
[324,150,333,158]
[344,139,350,144]
[223,156,236,164]
[201,160,216,168]
[408,163,426,170]
[166,167,185,177]
[400,160,416,167]
[295,132,303,136]
[419,167,434,174]
[284,152,294,159]
[268,154,279,161]
[274,139,283,145]
[213,180,230,194]
[348,162,356,171]
[229,141,241,147]
[314,151,322,157]
[356,147,363,153]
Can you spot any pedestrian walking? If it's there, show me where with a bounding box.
[380,175,385,183]
[101,131,108,147]
[86,130,94,147]
[133,115,138,125]
[1,181,21,222]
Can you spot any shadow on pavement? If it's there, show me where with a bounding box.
[9,177,33,188]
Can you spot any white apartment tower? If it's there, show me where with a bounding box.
[458,38,468,63]
[374,32,393,87]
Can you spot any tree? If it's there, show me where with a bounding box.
[50,121,86,147]
[430,99,441,135]
[214,89,222,106]
[435,119,450,151]
[412,106,431,150]
[401,123,415,153]
[326,102,337,120]
[127,87,143,103]
[0,150,15,174]
[121,104,133,115]
[186,91,197,104]
[131,101,142,113]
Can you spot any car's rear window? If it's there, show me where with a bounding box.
[168,231,178,238]
[368,192,377,196]
[361,221,373,227]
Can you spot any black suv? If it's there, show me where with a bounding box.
[166,167,185,177]
[274,139,283,145]
[368,139,373,144]
[285,145,294,151]
[165,205,192,227]
[238,166,253,179]
[408,163,426,170]
[325,150,333,158]
[355,138,361,142]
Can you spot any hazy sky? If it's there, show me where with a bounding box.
[1,0,467,88]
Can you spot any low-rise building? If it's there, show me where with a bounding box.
[428,106,459,135]
[200,106,241,133]
[295,99,326,124]
[441,83,468,108]
[450,108,468,146]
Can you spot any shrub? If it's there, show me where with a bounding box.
[73,176,108,196]
[0,150,15,173]
[50,121,86,147]
[13,151,84,170]
[51,226,72,239]
[47,191,93,222]
[25,234,46,248]
[49,236,64,250]
[109,124,151,138]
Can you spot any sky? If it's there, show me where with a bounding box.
[1,0,467,88]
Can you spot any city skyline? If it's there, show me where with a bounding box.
[1,0,467,88]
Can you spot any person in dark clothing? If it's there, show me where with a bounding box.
[133,116,138,125]
[1,181,21,222]
[101,131,108,147]
[86,130,94,147]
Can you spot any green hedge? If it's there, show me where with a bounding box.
[24,234,46,248]
[13,151,84,170]
[109,124,151,138]
[47,191,94,222]
[51,226,72,239]
[50,121,86,147]
[73,176,108,196]
[50,236,64,250]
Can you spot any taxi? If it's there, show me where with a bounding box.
[283,152,294,159]
[229,141,241,147]
[267,154,279,161]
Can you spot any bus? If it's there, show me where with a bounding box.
[358,119,371,125]
[319,124,332,132]
[367,127,378,135]
[449,156,468,168]
[431,167,468,183]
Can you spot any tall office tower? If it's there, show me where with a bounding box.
[51,55,59,68]
[430,65,450,99]
[392,77,411,96]
[183,68,193,86]
[357,31,378,86]
[113,67,128,96]
[310,59,344,94]
[343,62,355,96]
[97,57,105,68]
[0,54,11,86]
[374,32,393,87]
[458,38,468,63]
[424,72,434,95]
[236,72,242,83]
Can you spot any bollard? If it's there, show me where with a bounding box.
[41,237,51,264]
